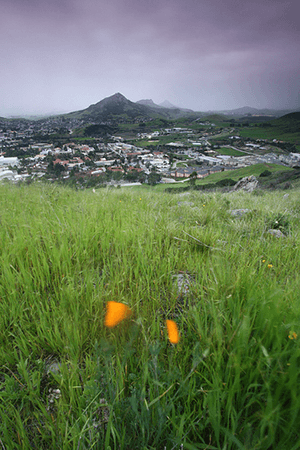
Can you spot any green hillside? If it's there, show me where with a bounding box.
[145,164,293,193]
[239,112,300,148]
[1,183,300,449]
[197,164,293,186]
[201,114,229,122]
[65,93,197,123]
[274,111,300,133]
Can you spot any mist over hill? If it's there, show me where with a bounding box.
[2,92,299,124]
[64,93,197,123]
[216,106,300,117]
[136,99,162,108]
[271,112,300,133]
[60,93,300,124]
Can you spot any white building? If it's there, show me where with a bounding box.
[0,156,19,167]
[0,170,16,181]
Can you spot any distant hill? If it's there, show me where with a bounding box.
[271,112,300,134]
[217,106,299,117]
[201,114,228,122]
[136,99,162,109]
[159,100,177,109]
[65,93,197,122]
[2,94,299,121]
[223,106,261,115]
[237,111,300,147]
[137,98,195,114]
[159,100,195,114]
[66,93,152,121]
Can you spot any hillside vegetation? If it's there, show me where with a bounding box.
[148,164,295,193]
[0,183,300,449]
[239,112,300,147]
[65,93,197,123]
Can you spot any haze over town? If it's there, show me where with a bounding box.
[1,0,300,117]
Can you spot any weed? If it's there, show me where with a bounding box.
[266,212,290,234]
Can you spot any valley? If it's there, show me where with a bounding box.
[1,94,299,189]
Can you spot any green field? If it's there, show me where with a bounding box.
[133,133,188,148]
[239,127,300,145]
[1,183,300,449]
[195,163,293,185]
[215,147,247,157]
[143,164,292,192]
[238,113,300,150]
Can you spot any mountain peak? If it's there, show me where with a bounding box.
[136,99,162,108]
[87,92,132,111]
[66,93,197,121]
[159,100,177,109]
[102,92,128,103]
[112,92,126,99]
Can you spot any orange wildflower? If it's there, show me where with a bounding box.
[104,301,132,328]
[288,331,297,340]
[166,319,180,344]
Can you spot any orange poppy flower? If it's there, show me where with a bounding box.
[104,301,132,328]
[166,320,180,344]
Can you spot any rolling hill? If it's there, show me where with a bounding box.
[272,111,300,133]
[238,111,300,148]
[65,93,197,123]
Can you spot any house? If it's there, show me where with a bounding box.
[128,166,143,173]
[0,156,19,167]
[90,168,106,176]
[53,159,69,167]
[245,144,260,148]
[196,155,219,165]
[0,169,16,181]
[170,168,210,179]
[107,167,124,173]
[127,152,142,158]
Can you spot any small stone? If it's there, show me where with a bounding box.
[177,201,194,207]
[229,209,251,217]
[267,229,286,238]
[172,273,193,296]
[45,359,61,375]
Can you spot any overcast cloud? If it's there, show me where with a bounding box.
[1,0,299,116]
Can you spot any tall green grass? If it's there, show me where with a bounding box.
[0,183,300,449]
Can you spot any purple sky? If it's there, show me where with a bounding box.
[1,0,299,116]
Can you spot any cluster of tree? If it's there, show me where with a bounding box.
[147,172,161,185]
[165,177,236,193]
[46,160,66,177]
[275,142,297,153]
[83,124,117,137]
[230,123,249,127]
[1,146,39,158]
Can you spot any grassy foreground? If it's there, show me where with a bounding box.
[0,183,300,449]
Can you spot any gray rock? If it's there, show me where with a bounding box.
[283,194,289,199]
[233,175,258,193]
[177,201,194,207]
[172,273,193,296]
[229,209,251,217]
[45,359,61,375]
[267,229,286,238]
